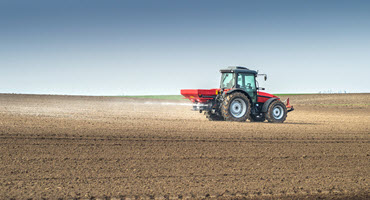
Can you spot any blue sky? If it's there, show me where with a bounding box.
[1,0,369,95]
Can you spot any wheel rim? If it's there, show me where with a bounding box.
[230,98,247,118]
[272,105,284,120]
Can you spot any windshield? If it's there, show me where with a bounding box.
[221,73,234,89]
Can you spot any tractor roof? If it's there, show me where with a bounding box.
[220,66,258,74]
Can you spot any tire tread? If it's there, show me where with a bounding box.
[221,92,251,122]
[265,100,287,123]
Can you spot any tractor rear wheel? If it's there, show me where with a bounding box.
[265,100,287,123]
[250,113,265,122]
[204,112,224,121]
[221,92,251,122]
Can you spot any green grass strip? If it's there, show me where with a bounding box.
[121,95,185,100]
[122,93,315,100]
[318,103,370,106]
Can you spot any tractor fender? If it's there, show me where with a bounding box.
[261,97,279,113]
[224,89,251,101]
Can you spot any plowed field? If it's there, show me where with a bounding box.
[0,94,369,199]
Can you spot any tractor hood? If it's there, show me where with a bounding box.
[257,91,278,98]
[257,91,279,103]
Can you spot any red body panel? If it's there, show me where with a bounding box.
[181,89,279,104]
[180,89,220,103]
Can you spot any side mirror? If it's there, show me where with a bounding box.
[257,73,268,81]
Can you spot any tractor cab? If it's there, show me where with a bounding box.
[220,66,260,104]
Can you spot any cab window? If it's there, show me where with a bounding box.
[237,73,256,91]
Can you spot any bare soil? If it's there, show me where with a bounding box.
[0,93,369,199]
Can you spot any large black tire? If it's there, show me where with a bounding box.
[204,112,224,121]
[265,100,287,123]
[250,113,265,122]
[221,92,251,122]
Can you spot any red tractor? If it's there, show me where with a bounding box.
[181,66,294,123]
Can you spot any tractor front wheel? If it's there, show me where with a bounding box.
[265,100,287,123]
[221,92,251,122]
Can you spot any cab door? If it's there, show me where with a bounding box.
[236,73,257,104]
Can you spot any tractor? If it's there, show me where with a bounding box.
[180,66,294,123]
